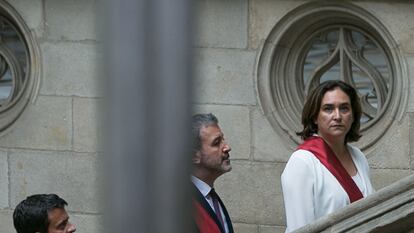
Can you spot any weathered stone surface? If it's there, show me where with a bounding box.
[259,225,286,233]
[193,104,250,160]
[371,168,414,191]
[0,210,14,233]
[45,0,97,41]
[7,0,43,33]
[411,113,414,170]
[74,98,101,152]
[0,151,8,208]
[194,48,256,105]
[40,42,100,97]
[9,151,99,213]
[355,2,414,54]
[194,0,248,49]
[0,96,72,151]
[0,1,412,233]
[249,0,304,49]
[215,161,286,225]
[252,108,295,162]
[233,222,258,233]
[251,1,414,53]
[365,116,410,169]
[0,152,8,210]
[406,56,414,113]
[71,213,103,233]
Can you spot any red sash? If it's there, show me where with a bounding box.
[193,199,221,233]
[297,136,363,203]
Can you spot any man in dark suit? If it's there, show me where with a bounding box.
[191,113,234,233]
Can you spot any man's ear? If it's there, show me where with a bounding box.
[192,151,201,164]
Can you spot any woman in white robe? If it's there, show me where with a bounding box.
[281,81,374,232]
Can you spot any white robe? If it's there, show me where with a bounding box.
[281,144,374,232]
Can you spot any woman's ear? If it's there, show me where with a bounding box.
[314,115,319,125]
[311,121,318,132]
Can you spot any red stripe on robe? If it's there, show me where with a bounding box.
[193,199,222,233]
[297,136,363,203]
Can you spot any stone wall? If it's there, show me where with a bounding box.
[0,0,101,232]
[194,0,414,232]
[0,1,413,232]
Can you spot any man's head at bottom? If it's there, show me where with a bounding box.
[13,194,76,233]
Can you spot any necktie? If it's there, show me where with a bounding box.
[209,188,225,230]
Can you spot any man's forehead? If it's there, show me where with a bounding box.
[48,207,69,223]
[201,123,220,129]
[200,124,222,137]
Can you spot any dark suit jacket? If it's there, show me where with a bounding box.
[192,184,234,233]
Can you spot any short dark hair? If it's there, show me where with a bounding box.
[13,194,68,233]
[192,113,218,152]
[297,80,362,143]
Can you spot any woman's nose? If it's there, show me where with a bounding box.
[333,109,341,120]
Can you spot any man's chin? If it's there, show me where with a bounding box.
[223,164,232,172]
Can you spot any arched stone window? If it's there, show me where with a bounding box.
[257,2,407,149]
[0,2,40,133]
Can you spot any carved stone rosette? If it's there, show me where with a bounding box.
[256,2,407,150]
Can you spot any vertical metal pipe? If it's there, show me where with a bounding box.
[101,0,193,232]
